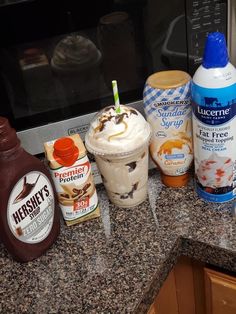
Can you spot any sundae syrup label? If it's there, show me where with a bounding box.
[192,83,236,202]
[7,171,54,244]
[143,79,193,177]
[44,134,100,226]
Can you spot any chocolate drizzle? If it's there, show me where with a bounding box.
[119,182,139,199]
[94,107,137,135]
[130,109,138,116]
[126,162,137,172]
[95,115,113,132]
[13,175,41,204]
[115,113,128,124]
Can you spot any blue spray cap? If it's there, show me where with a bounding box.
[202,32,229,68]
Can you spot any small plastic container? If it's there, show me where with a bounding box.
[85,105,151,207]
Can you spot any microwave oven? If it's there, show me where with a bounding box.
[0,0,231,162]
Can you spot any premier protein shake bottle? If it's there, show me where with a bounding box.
[0,117,60,262]
[192,32,236,203]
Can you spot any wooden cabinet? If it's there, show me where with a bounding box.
[149,270,178,314]
[148,257,236,314]
[148,257,195,314]
[204,268,236,314]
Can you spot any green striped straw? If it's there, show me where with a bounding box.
[112,80,121,113]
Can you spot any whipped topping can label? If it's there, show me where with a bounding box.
[143,80,193,177]
[192,83,236,202]
[7,171,54,244]
[44,135,100,226]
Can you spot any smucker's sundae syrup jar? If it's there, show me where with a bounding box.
[0,117,60,262]
[143,70,193,187]
[192,32,236,203]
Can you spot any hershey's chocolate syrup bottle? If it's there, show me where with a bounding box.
[0,117,60,262]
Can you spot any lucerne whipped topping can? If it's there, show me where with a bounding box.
[143,70,193,187]
[192,32,236,203]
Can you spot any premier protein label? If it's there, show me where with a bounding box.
[192,83,236,202]
[50,155,98,222]
[54,162,89,183]
[7,171,54,243]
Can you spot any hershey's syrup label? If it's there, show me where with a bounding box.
[7,171,55,243]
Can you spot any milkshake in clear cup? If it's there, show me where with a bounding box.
[85,104,151,207]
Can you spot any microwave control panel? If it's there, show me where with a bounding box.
[186,0,227,67]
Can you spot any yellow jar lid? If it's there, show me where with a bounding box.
[147,70,191,90]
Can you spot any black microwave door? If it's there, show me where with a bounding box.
[0,0,113,130]
[143,0,188,73]
[0,48,28,128]
[0,0,189,132]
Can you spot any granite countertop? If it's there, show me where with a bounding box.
[0,170,236,313]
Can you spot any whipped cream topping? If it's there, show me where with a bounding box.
[196,152,233,188]
[85,105,151,155]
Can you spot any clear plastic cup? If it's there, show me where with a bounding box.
[85,105,151,207]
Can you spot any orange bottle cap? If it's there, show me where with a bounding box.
[161,172,190,188]
[53,137,79,166]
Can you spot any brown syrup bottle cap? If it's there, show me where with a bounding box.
[0,116,20,151]
[53,137,79,167]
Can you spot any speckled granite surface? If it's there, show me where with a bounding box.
[0,170,236,313]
